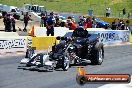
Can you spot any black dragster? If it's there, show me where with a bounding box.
[20,27,104,71]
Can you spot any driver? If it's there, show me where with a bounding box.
[72,27,88,38]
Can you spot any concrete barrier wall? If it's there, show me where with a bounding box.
[88,30,130,45]
[32,36,58,50]
[34,27,69,36]
[0,36,30,54]
[33,27,105,37]
[65,29,130,45]
[0,29,131,54]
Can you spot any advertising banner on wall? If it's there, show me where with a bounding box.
[89,30,130,45]
[0,37,28,54]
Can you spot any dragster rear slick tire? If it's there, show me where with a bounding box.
[91,42,104,65]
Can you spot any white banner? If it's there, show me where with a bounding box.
[89,30,130,45]
[0,37,28,54]
[34,27,69,36]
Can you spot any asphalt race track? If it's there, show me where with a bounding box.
[0,44,132,88]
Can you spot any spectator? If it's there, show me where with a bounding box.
[78,19,84,27]
[78,16,81,21]
[122,8,126,17]
[43,15,48,27]
[117,19,122,30]
[40,12,45,17]
[78,16,84,27]
[111,19,117,30]
[40,16,44,27]
[5,14,11,32]
[68,16,72,20]
[84,18,92,29]
[48,12,56,23]
[121,20,126,30]
[106,7,110,17]
[128,12,130,20]
[126,20,130,30]
[68,16,75,23]
[67,19,77,30]
[82,16,86,22]
[92,17,97,28]
[117,19,126,30]
[126,20,130,26]
[3,15,7,32]
[72,16,76,23]
[55,16,60,27]
[46,20,54,36]
[2,11,7,17]
[23,12,30,32]
[46,13,55,36]
[40,15,47,27]
[11,17,16,32]
[60,21,66,27]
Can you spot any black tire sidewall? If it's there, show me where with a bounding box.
[91,42,104,65]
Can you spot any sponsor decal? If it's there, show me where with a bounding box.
[89,31,130,45]
[76,67,131,85]
[27,37,32,47]
[0,38,26,49]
